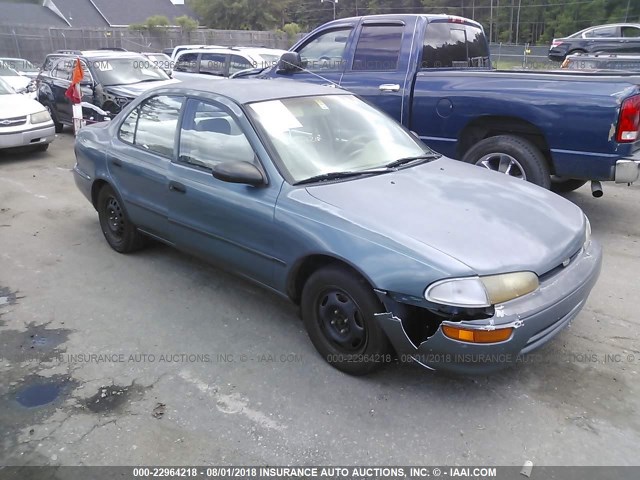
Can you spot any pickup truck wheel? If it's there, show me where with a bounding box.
[97,185,146,253]
[462,135,551,188]
[550,177,587,193]
[301,265,391,376]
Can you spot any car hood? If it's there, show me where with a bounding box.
[305,158,586,277]
[104,78,179,97]
[0,93,47,117]
[0,75,30,91]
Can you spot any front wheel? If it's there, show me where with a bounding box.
[97,184,145,253]
[301,265,391,375]
[45,104,63,133]
[462,135,551,188]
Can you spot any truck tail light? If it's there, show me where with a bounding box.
[616,95,640,143]
[551,39,563,47]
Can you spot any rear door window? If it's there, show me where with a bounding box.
[352,24,404,71]
[585,26,619,38]
[200,53,227,76]
[422,22,489,69]
[133,95,184,158]
[622,26,640,38]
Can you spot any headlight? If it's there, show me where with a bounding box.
[30,110,51,124]
[425,272,539,308]
[584,215,591,248]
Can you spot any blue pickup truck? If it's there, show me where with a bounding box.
[244,14,640,194]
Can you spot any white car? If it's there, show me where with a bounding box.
[168,44,224,61]
[172,47,287,80]
[0,63,32,94]
[0,78,55,151]
[0,57,40,79]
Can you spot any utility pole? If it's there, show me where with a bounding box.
[625,0,631,22]
[516,0,522,45]
[489,0,493,43]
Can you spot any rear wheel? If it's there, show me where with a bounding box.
[301,265,391,375]
[96,184,145,253]
[462,135,551,188]
[550,177,587,193]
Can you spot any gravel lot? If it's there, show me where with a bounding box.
[0,131,638,467]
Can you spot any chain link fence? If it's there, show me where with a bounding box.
[0,25,556,71]
[490,44,557,70]
[0,26,303,64]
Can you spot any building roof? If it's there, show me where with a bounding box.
[49,0,109,28]
[0,2,69,27]
[90,0,198,27]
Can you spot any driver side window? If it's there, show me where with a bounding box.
[296,28,352,72]
[178,99,255,170]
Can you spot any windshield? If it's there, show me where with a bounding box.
[1,59,38,72]
[94,58,169,86]
[0,65,20,76]
[0,77,15,94]
[248,95,433,183]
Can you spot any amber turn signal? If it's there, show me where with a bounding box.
[442,325,513,344]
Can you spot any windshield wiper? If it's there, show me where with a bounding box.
[384,153,441,169]
[295,168,389,186]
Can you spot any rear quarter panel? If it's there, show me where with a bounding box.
[411,70,640,179]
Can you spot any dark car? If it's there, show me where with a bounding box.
[36,50,178,132]
[549,23,640,61]
[562,53,640,72]
[73,78,601,375]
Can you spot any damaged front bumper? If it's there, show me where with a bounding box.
[375,240,602,374]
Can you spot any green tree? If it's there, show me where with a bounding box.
[175,15,199,32]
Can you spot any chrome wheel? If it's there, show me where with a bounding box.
[476,153,526,180]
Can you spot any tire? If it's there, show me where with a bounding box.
[96,184,145,253]
[550,177,587,193]
[568,49,586,57]
[301,265,391,375]
[461,135,551,189]
[45,104,63,133]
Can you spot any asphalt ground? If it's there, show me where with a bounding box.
[0,131,638,468]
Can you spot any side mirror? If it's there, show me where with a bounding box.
[277,52,303,74]
[211,161,264,186]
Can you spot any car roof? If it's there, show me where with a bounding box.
[154,78,350,105]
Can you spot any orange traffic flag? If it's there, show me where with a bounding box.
[64,58,83,104]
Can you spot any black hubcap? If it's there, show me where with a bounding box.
[105,196,125,238]
[317,289,366,351]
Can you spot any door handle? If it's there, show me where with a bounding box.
[111,159,122,167]
[169,181,186,193]
[379,84,400,92]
